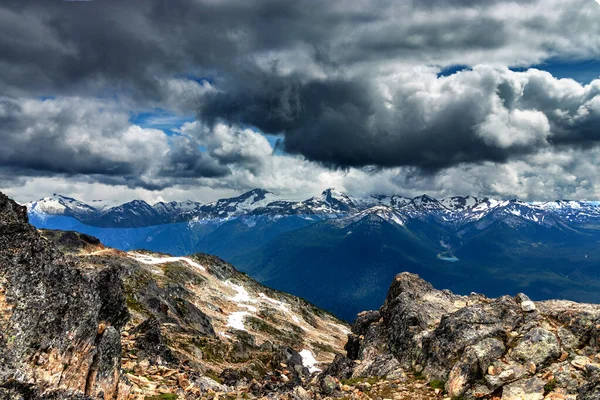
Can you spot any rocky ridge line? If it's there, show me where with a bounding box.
[326,272,600,399]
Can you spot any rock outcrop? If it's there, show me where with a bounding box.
[338,272,600,399]
[0,192,130,399]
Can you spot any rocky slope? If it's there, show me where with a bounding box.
[0,192,351,399]
[329,272,600,399]
[54,239,350,399]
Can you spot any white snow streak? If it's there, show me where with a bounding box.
[128,252,206,271]
[228,283,255,303]
[259,293,290,312]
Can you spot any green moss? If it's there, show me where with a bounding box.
[125,296,149,316]
[191,336,228,362]
[544,379,557,394]
[429,379,445,390]
[412,370,426,381]
[246,316,284,336]
[123,270,153,316]
[162,262,206,285]
[204,370,224,384]
[312,341,336,354]
[144,394,178,400]
[340,376,382,386]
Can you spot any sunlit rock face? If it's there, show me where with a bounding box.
[0,192,130,399]
[336,272,600,399]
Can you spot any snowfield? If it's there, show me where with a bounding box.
[128,252,206,271]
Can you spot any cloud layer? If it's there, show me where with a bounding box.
[1,0,600,202]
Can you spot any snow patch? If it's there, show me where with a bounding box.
[299,349,321,373]
[227,311,250,331]
[259,293,290,312]
[228,282,255,303]
[128,252,206,271]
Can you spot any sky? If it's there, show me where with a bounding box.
[1,0,600,204]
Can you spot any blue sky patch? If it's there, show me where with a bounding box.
[513,59,600,84]
[437,65,471,78]
[130,109,195,134]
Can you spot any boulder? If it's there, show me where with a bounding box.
[511,328,560,366]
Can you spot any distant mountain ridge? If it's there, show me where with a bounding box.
[27,188,600,321]
[26,188,600,229]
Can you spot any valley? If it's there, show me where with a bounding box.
[27,189,600,321]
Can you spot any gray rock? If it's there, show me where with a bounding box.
[579,373,600,400]
[446,338,505,397]
[339,272,600,397]
[511,328,560,366]
[290,386,311,400]
[197,376,227,393]
[320,375,339,395]
[501,377,545,400]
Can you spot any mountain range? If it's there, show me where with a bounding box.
[5,189,600,399]
[26,189,600,321]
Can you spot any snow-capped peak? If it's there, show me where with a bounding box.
[303,189,359,213]
[440,196,479,211]
[358,205,406,226]
[27,194,97,217]
[26,190,600,230]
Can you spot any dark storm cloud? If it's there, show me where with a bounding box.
[197,66,599,170]
[0,97,233,189]
[0,0,599,184]
[158,137,230,179]
[0,0,593,96]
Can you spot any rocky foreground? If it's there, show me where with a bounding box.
[336,273,600,400]
[2,189,600,399]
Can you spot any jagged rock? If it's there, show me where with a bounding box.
[230,331,257,363]
[131,317,176,364]
[53,230,102,251]
[290,385,311,400]
[220,368,242,386]
[579,374,600,399]
[354,352,406,380]
[134,280,215,337]
[572,356,591,371]
[196,376,226,393]
[0,192,130,399]
[345,333,362,360]
[484,361,528,389]
[320,375,339,394]
[272,346,306,377]
[337,272,600,398]
[352,310,381,335]
[446,337,505,397]
[321,354,355,380]
[515,293,537,312]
